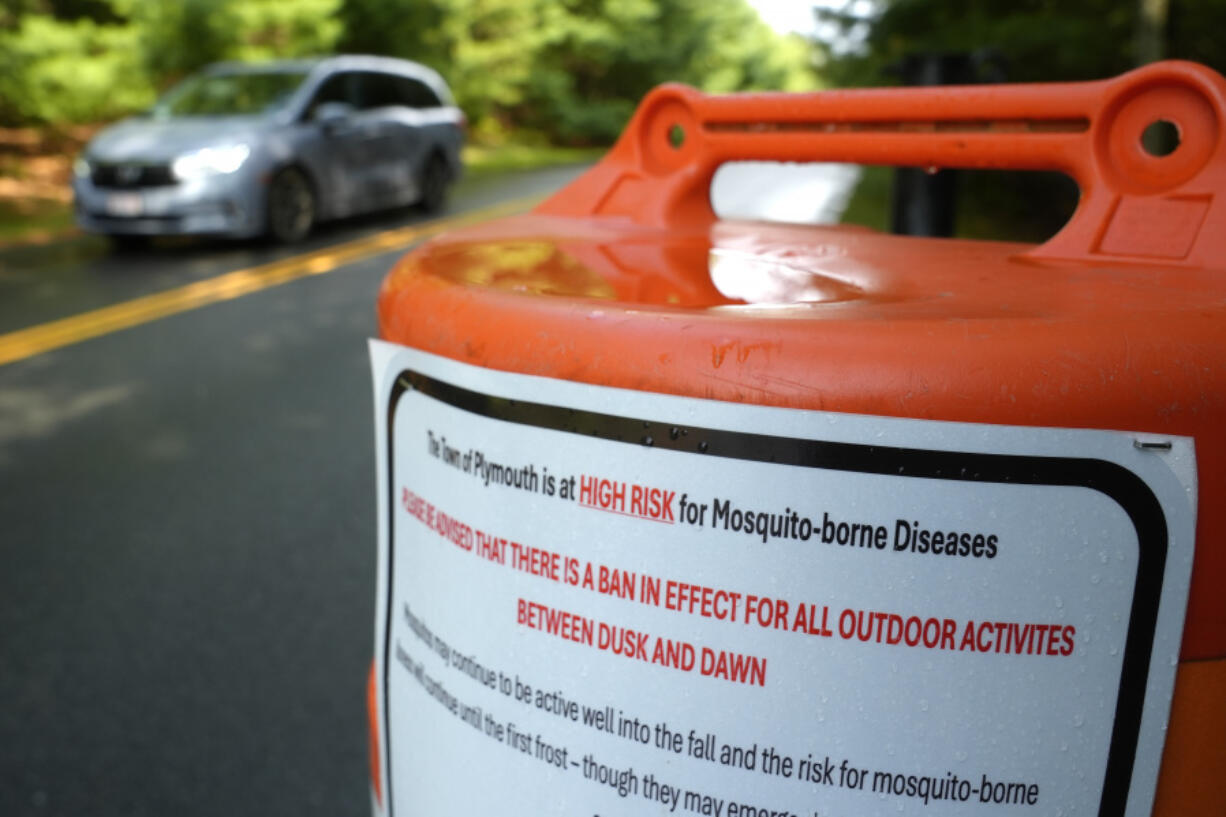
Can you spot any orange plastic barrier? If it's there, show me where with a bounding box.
[535,59,1226,267]
[378,60,1226,815]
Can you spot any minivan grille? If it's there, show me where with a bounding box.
[92,163,177,188]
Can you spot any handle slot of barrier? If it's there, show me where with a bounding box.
[696,117,1091,136]
[708,162,1080,243]
[536,60,1226,269]
[709,161,869,227]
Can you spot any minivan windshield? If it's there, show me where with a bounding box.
[153,70,308,117]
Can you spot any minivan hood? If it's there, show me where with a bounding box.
[87,116,269,163]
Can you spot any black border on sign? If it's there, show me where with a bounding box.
[381,369,1167,817]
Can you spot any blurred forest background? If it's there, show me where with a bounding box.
[1,0,1223,240]
[0,0,817,142]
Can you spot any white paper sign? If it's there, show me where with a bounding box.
[370,340,1195,817]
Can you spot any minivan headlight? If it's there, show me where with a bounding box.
[73,156,92,179]
[172,144,251,180]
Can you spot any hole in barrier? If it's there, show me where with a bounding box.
[1141,119,1181,158]
[667,124,686,150]
[710,162,1079,244]
[711,162,862,225]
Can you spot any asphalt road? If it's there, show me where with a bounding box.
[0,164,589,817]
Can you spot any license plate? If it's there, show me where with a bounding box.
[105,193,143,217]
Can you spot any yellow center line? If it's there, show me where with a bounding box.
[0,196,543,368]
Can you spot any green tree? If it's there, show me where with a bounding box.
[336,0,450,66]
[0,0,342,125]
[516,0,819,143]
[0,4,150,126]
[339,0,819,144]
[134,0,342,86]
[521,0,818,143]
[819,0,1225,86]
[1,0,820,143]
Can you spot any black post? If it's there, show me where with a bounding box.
[889,54,974,237]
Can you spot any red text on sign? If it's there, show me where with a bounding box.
[578,474,676,523]
[516,598,767,686]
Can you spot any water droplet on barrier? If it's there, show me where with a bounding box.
[642,435,654,447]
[669,427,680,440]
[698,441,709,453]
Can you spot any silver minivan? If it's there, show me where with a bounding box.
[73,55,465,244]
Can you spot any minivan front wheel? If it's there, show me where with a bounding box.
[266,167,315,243]
[419,155,450,214]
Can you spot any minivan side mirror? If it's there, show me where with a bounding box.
[313,101,354,131]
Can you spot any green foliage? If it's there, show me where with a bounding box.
[0,11,152,126]
[444,0,552,129]
[822,0,1225,86]
[134,0,342,85]
[336,0,450,65]
[1166,0,1226,74]
[0,0,817,143]
[512,0,819,143]
[0,0,342,125]
[129,0,243,83]
[462,142,605,176]
[338,0,819,144]
[227,0,342,61]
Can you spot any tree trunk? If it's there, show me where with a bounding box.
[1136,0,1170,65]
